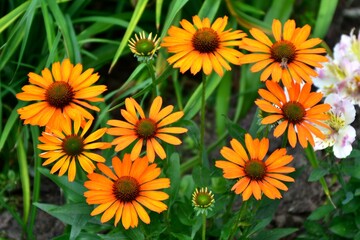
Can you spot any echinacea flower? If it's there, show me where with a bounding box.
[16,59,107,130]
[128,31,161,62]
[161,15,246,76]
[38,119,111,182]
[84,154,170,229]
[192,187,215,216]
[255,80,331,148]
[215,134,295,201]
[107,96,187,162]
[238,19,328,87]
[314,93,356,158]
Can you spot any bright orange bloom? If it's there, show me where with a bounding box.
[216,134,295,201]
[107,96,187,162]
[38,119,111,182]
[84,154,170,229]
[255,80,331,148]
[238,19,328,87]
[161,15,246,76]
[16,59,107,130]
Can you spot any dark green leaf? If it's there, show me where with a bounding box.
[308,168,329,182]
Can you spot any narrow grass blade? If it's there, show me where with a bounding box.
[16,135,31,224]
[313,0,338,38]
[264,0,294,23]
[0,1,30,34]
[109,0,149,73]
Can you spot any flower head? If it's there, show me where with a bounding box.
[161,15,246,76]
[38,119,111,182]
[84,154,170,229]
[255,81,331,148]
[192,187,215,216]
[16,59,107,130]
[238,19,328,87]
[128,31,161,62]
[215,134,295,201]
[314,93,356,158]
[313,30,360,105]
[107,96,187,162]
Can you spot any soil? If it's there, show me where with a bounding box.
[1,1,360,239]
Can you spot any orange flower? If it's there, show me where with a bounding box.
[216,134,295,201]
[238,19,328,87]
[16,59,107,130]
[161,15,246,76]
[107,96,187,163]
[255,80,330,148]
[38,119,111,182]
[84,154,170,229]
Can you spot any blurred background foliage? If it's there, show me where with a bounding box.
[0,0,351,239]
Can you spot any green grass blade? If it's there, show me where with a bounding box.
[215,71,231,136]
[27,126,41,239]
[16,134,31,225]
[183,73,222,120]
[48,0,80,62]
[0,102,25,151]
[109,0,149,72]
[160,0,189,39]
[41,0,57,59]
[156,0,164,30]
[0,1,30,34]
[198,0,221,20]
[312,0,338,38]
[264,0,295,23]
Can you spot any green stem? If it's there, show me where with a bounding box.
[16,134,31,237]
[27,126,41,240]
[229,201,248,239]
[181,131,227,174]
[146,61,158,99]
[199,73,207,166]
[305,145,336,208]
[172,71,183,110]
[202,213,206,240]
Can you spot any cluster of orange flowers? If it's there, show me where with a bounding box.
[16,15,330,229]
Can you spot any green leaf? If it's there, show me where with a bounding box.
[329,216,357,238]
[308,168,329,182]
[166,153,181,205]
[0,1,30,33]
[264,0,294,23]
[34,202,92,240]
[312,0,338,38]
[170,233,192,240]
[215,71,231,136]
[38,167,86,202]
[253,228,298,240]
[48,0,80,62]
[192,165,211,187]
[225,117,246,142]
[0,102,24,151]
[307,204,334,221]
[109,0,149,72]
[198,0,221,21]
[160,0,189,39]
[183,73,222,120]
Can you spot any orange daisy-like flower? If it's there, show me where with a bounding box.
[84,154,170,229]
[238,19,328,87]
[161,15,247,76]
[16,59,107,130]
[107,96,187,163]
[255,80,331,148]
[38,119,111,182]
[215,134,295,201]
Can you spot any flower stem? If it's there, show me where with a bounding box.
[202,213,207,240]
[146,61,158,99]
[199,73,207,166]
[305,145,336,208]
[229,200,248,239]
